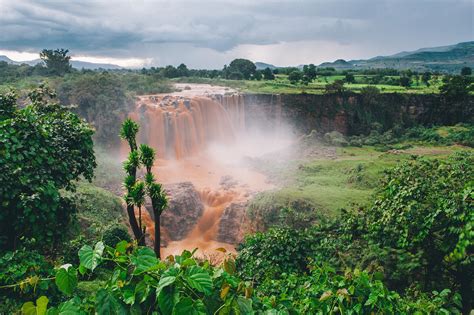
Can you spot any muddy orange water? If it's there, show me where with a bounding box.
[125,84,274,259]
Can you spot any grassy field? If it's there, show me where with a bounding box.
[174,74,445,95]
[0,72,447,96]
[247,142,471,229]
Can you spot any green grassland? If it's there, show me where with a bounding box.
[174,74,445,94]
[247,141,471,229]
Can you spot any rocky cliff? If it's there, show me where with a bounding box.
[242,93,474,136]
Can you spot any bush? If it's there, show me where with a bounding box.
[102,225,131,248]
[0,250,57,313]
[323,131,348,146]
[237,228,314,282]
[256,264,402,314]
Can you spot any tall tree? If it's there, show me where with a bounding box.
[421,72,432,86]
[303,64,317,81]
[40,48,72,76]
[262,67,275,80]
[120,119,167,257]
[344,73,355,84]
[288,70,302,84]
[177,63,190,77]
[227,59,256,80]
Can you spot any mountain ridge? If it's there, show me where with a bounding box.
[0,55,121,70]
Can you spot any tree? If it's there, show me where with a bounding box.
[262,67,275,80]
[253,70,262,81]
[39,48,72,76]
[344,73,355,84]
[440,75,471,100]
[302,64,317,82]
[57,72,130,146]
[120,119,167,257]
[324,80,345,94]
[0,86,96,250]
[421,72,432,86]
[288,70,302,84]
[177,63,190,77]
[460,66,472,76]
[162,65,180,78]
[399,76,411,88]
[227,59,256,80]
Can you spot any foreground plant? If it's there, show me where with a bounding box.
[120,119,168,257]
[17,242,253,314]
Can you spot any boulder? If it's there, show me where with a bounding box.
[217,202,247,244]
[147,182,204,241]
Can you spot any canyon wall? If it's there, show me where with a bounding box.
[243,93,474,136]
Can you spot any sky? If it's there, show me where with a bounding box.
[0,0,472,68]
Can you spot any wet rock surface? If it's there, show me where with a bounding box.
[217,202,247,244]
[159,182,204,241]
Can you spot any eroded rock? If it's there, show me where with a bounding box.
[217,202,247,244]
[147,182,204,241]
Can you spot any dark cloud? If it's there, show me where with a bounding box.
[0,0,472,67]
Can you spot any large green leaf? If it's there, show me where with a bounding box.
[47,298,84,315]
[236,296,253,314]
[158,286,179,315]
[156,275,176,295]
[130,247,159,274]
[96,289,127,315]
[79,241,104,271]
[21,296,49,315]
[173,297,206,315]
[185,266,213,295]
[55,266,78,295]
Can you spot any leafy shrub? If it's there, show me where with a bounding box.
[0,250,57,313]
[323,131,348,146]
[256,264,402,314]
[237,228,314,282]
[0,87,96,251]
[16,242,255,314]
[102,225,131,248]
[247,192,320,230]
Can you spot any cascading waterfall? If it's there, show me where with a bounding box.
[122,94,246,159]
[123,92,256,257]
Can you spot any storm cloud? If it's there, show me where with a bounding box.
[0,0,472,68]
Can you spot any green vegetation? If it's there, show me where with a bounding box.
[0,86,95,251]
[247,124,473,231]
[3,151,471,313]
[40,48,72,76]
[239,152,473,313]
[0,66,473,313]
[120,119,168,256]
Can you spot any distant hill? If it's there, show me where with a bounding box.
[0,55,121,70]
[255,62,277,70]
[318,41,474,73]
[70,60,122,70]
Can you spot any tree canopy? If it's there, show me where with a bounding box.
[40,48,72,76]
[226,58,256,80]
[0,86,96,251]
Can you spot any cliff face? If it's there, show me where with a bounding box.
[242,93,474,135]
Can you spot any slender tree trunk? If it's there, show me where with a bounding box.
[138,206,142,230]
[154,213,161,259]
[127,204,145,246]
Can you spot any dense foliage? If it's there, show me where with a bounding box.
[0,87,96,251]
[239,152,473,313]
